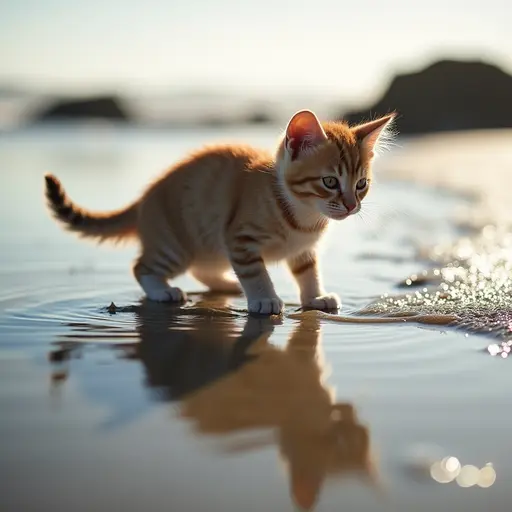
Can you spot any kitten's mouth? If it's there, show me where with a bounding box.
[328,211,349,220]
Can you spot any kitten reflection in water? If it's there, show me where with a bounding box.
[135,296,378,510]
[49,295,378,510]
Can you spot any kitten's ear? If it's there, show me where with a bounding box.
[353,113,396,157]
[285,110,328,161]
[290,472,322,511]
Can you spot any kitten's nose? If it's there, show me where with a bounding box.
[341,194,357,213]
[343,199,357,213]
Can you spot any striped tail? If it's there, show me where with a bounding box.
[44,174,139,243]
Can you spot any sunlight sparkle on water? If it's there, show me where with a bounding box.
[364,228,512,351]
[430,456,461,483]
[477,464,497,488]
[488,344,500,356]
[429,458,496,488]
[456,465,481,488]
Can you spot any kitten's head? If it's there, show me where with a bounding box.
[277,109,396,220]
[283,403,378,511]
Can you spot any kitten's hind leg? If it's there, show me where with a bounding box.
[133,256,188,303]
[190,266,242,294]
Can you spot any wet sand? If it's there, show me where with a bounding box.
[1,126,511,511]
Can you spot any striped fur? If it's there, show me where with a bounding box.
[44,174,138,243]
[44,110,396,314]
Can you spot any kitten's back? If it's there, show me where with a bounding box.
[137,144,276,247]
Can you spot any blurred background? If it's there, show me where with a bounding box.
[1,0,511,131]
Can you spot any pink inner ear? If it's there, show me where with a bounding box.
[287,132,304,161]
[286,110,326,160]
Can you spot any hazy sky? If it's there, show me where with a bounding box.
[0,0,510,101]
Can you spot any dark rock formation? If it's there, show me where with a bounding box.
[341,60,512,135]
[35,96,131,122]
[245,111,274,124]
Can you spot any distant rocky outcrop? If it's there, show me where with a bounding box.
[35,96,131,122]
[245,111,275,124]
[341,60,512,135]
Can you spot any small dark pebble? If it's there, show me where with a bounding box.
[51,370,68,383]
[48,348,70,363]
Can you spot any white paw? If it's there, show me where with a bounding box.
[302,293,341,310]
[146,286,187,303]
[248,297,284,315]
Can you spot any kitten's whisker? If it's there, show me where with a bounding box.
[356,209,377,227]
[355,212,369,227]
[362,199,410,221]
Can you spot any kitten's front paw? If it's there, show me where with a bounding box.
[248,297,284,315]
[146,286,187,303]
[302,293,341,311]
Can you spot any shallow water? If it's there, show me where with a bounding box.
[1,125,511,511]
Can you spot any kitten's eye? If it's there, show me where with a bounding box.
[322,176,339,190]
[356,178,368,191]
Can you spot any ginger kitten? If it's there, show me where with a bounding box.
[44,110,395,314]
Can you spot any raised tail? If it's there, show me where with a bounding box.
[44,174,139,243]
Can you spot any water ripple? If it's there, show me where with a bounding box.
[0,270,490,389]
